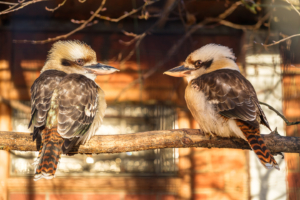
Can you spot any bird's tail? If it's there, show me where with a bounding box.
[236,120,280,170]
[34,127,63,181]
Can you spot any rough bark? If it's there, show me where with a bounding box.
[0,129,299,154]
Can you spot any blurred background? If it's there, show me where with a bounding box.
[0,0,300,199]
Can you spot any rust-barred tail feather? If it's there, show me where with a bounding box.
[236,120,280,170]
[34,128,63,181]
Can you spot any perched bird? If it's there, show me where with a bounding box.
[164,44,279,170]
[29,40,119,180]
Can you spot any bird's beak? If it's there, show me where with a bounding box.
[163,65,194,77]
[84,63,119,75]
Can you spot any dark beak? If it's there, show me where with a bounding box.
[85,63,119,75]
[163,65,194,77]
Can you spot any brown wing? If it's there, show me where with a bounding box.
[56,74,99,139]
[191,69,270,130]
[29,70,67,144]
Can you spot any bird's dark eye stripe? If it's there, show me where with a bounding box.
[194,59,213,69]
[201,59,213,69]
[61,59,72,66]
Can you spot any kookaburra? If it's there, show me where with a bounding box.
[28,40,119,181]
[164,44,279,170]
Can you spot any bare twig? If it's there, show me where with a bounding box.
[116,0,170,67]
[285,0,300,16]
[45,0,67,12]
[0,1,18,5]
[13,0,107,44]
[259,101,300,126]
[0,129,298,154]
[260,0,300,47]
[93,0,158,22]
[0,0,47,15]
[120,33,146,63]
[262,33,300,47]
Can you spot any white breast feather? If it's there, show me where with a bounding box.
[185,86,246,140]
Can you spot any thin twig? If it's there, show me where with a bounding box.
[13,0,107,44]
[262,33,300,47]
[45,0,67,12]
[0,0,47,15]
[120,33,146,63]
[0,1,18,5]
[117,1,167,67]
[259,101,300,126]
[285,0,300,16]
[93,0,158,22]
[261,0,300,47]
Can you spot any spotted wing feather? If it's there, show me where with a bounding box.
[29,70,67,149]
[56,74,99,151]
[191,69,278,169]
[191,69,270,129]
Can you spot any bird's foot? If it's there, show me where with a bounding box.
[204,132,213,140]
[270,127,280,136]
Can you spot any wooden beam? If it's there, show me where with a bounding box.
[0,129,298,154]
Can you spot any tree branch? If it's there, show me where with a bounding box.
[261,0,300,47]
[259,101,300,126]
[0,129,299,154]
[45,0,67,12]
[285,0,300,16]
[93,0,158,22]
[13,0,107,44]
[0,0,47,15]
[262,33,300,47]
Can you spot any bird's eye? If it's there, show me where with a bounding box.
[75,59,85,66]
[194,60,202,68]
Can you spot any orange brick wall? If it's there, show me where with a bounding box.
[191,148,248,200]
[283,66,300,200]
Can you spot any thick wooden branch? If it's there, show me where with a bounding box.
[0,129,299,154]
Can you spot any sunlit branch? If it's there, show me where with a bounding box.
[93,0,158,22]
[0,129,298,154]
[262,33,300,47]
[0,0,47,15]
[45,0,67,12]
[0,1,18,5]
[285,0,300,16]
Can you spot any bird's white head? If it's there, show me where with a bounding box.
[164,43,239,82]
[42,40,119,80]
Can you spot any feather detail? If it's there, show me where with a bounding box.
[34,127,64,181]
[236,120,279,170]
